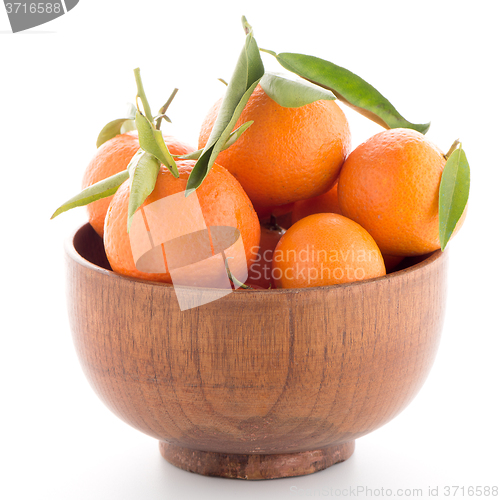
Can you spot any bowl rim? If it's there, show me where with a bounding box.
[65,222,446,295]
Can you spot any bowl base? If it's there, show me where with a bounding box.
[159,441,355,480]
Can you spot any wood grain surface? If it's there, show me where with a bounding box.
[65,223,448,479]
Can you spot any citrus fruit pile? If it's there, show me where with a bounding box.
[52,17,469,292]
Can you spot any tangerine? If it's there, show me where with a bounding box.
[103,160,260,285]
[272,213,385,289]
[198,84,351,209]
[337,128,465,256]
[291,181,341,224]
[82,132,194,237]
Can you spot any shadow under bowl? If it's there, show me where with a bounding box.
[65,223,448,479]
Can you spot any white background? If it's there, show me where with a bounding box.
[1,1,499,499]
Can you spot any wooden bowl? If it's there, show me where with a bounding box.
[65,223,448,480]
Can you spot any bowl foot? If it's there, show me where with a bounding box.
[159,441,355,480]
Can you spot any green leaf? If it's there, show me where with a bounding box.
[120,119,137,134]
[126,148,146,173]
[175,121,254,161]
[135,111,179,177]
[51,169,129,219]
[96,103,137,147]
[127,151,161,232]
[220,120,254,150]
[186,17,265,192]
[153,113,172,127]
[260,72,335,108]
[439,143,470,250]
[267,51,430,134]
[96,118,135,148]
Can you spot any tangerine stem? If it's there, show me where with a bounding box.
[134,68,154,124]
[225,258,251,289]
[241,15,252,35]
[156,88,179,130]
[445,138,461,160]
[259,48,277,57]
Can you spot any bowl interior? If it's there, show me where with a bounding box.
[71,223,435,286]
[73,223,112,271]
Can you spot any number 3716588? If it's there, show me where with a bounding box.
[5,3,62,14]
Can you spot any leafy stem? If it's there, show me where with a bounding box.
[156,88,178,130]
[185,16,265,192]
[132,68,178,177]
[134,68,154,123]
